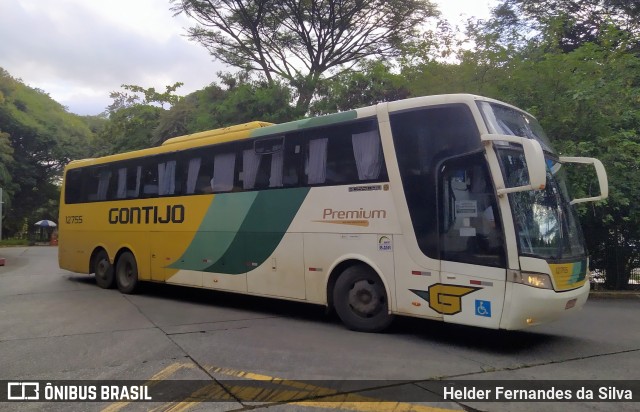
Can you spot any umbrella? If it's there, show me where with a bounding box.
[34,220,57,227]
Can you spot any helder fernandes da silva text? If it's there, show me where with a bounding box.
[444,386,633,401]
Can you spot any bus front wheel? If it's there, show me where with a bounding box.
[93,249,114,289]
[115,251,139,294]
[333,264,394,332]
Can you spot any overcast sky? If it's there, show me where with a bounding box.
[1,0,497,116]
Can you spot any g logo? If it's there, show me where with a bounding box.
[410,284,480,315]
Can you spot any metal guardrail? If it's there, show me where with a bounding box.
[590,268,640,290]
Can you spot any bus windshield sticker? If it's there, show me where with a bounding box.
[460,227,476,237]
[455,200,478,217]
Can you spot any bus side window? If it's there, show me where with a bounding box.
[189,148,215,194]
[158,160,177,196]
[326,132,358,184]
[212,152,236,192]
[254,152,284,189]
[283,136,302,187]
[305,137,328,185]
[438,154,505,268]
[303,121,384,186]
[87,168,112,201]
[128,166,142,198]
[243,148,272,190]
[65,169,83,204]
[184,157,203,194]
[241,136,285,190]
[351,128,384,181]
[141,162,159,197]
[172,159,185,195]
[391,104,481,259]
[116,165,142,199]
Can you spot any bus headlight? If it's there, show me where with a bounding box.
[512,271,554,290]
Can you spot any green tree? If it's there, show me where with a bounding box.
[213,73,298,125]
[95,83,184,154]
[170,0,437,113]
[311,61,410,114]
[497,0,640,52]
[0,131,15,227]
[395,11,524,99]
[108,82,184,112]
[95,105,164,155]
[153,73,299,144]
[0,67,93,237]
[0,131,14,189]
[78,113,109,135]
[456,7,640,288]
[531,36,640,289]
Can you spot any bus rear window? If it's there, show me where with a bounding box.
[64,169,83,204]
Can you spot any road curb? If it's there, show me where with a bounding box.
[589,291,640,299]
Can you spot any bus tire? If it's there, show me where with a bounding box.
[333,264,393,332]
[115,251,139,294]
[93,249,114,289]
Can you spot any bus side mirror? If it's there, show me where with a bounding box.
[481,134,547,195]
[558,157,609,204]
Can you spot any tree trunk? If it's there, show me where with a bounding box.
[294,87,314,116]
[604,228,632,289]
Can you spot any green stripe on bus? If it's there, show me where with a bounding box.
[168,192,258,271]
[249,111,358,138]
[204,187,310,274]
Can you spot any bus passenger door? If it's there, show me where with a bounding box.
[437,154,507,328]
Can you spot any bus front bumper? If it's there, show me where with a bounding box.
[500,281,590,330]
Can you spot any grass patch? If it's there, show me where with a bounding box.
[0,238,30,247]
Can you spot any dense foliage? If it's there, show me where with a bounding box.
[1,0,638,287]
[170,0,437,113]
[0,68,94,237]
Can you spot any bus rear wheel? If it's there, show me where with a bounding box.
[93,249,114,289]
[115,251,139,294]
[333,264,393,332]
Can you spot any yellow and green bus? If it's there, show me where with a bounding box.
[59,94,608,332]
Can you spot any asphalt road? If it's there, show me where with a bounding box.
[0,246,638,412]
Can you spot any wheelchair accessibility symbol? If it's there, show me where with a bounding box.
[475,300,491,317]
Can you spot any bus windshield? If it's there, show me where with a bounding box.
[479,102,587,260]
